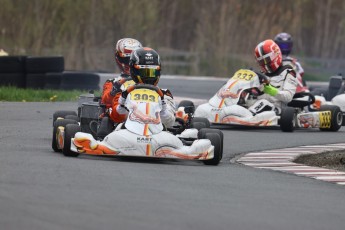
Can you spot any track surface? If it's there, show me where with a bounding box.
[1,77,345,230]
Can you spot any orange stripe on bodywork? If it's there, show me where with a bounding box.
[215,80,238,122]
[215,114,219,123]
[143,103,150,136]
[221,116,271,126]
[146,144,151,156]
[73,138,118,155]
[218,79,238,108]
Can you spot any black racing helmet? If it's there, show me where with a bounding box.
[274,32,293,56]
[129,47,161,85]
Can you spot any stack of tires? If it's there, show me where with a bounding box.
[1,55,100,90]
[26,56,64,89]
[0,56,26,88]
[60,71,100,91]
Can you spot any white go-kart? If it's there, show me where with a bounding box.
[194,69,343,132]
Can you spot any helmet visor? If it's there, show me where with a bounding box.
[278,42,292,51]
[116,55,130,65]
[256,53,272,66]
[133,65,160,78]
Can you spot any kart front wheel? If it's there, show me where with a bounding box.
[198,128,223,156]
[63,124,81,157]
[319,105,342,132]
[280,107,295,132]
[52,119,78,152]
[198,129,223,166]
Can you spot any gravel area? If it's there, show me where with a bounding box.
[294,150,345,172]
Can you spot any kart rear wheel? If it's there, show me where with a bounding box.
[178,100,195,114]
[191,117,211,130]
[52,119,78,152]
[198,129,223,165]
[53,110,77,126]
[319,105,342,131]
[280,107,295,132]
[65,114,79,122]
[63,124,81,157]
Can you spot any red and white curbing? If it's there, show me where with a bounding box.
[237,143,345,186]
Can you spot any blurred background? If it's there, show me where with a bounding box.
[1,0,345,81]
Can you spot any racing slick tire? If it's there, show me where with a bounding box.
[63,124,81,157]
[319,105,342,132]
[65,114,79,122]
[52,110,78,126]
[198,128,223,165]
[178,100,195,114]
[191,117,211,130]
[280,107,295,132]
[198,128,223,157]
[52,119,78,152]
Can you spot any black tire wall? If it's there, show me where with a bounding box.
[0,56,27,87]
[60,72,100,90]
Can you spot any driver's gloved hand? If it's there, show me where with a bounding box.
[110,80,122,96]
[263,84,278,96]
[118,91,128,106]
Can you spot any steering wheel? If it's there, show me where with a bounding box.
[254,71,270,85]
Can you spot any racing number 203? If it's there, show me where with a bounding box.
[232,70,255,81]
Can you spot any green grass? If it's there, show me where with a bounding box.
[0,86,100,102]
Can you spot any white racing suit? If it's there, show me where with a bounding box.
[248,65,298,115]
[282,56,306,92]
[116,90,176,128]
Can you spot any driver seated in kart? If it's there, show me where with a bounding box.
[115,47,176,129]
[71,48,215,160]
[101,38,143,116]
[248,39,298,115]
[274,32,307,93]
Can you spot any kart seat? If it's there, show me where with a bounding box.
[96,117,115,140]
[326,75,342,100]
[337,79,345,96]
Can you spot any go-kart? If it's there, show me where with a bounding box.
[52,84,223,165]
[310,74,345,125]
[194,68,343,132]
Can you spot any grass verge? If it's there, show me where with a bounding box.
[0,86,100,102]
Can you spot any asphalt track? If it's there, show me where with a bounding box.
[1,77,345,230]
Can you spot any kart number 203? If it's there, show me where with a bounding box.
[232,69,255,81]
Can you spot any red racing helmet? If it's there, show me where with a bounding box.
[254,39,282,74]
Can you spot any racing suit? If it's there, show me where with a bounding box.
[101,74,137,123]
[102,77,176,127]
[248,65,298,115]
[282,55,307,92]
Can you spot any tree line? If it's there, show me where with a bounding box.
[1,0,344,77]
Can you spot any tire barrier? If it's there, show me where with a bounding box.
[1,55,101,91]
[60,72,100,91]
[0,73,26,88]
[26,73,46,89]
[25,56,64,89]
[25,56,64,73]
[0,56,26,87]
[44,72,62,90]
